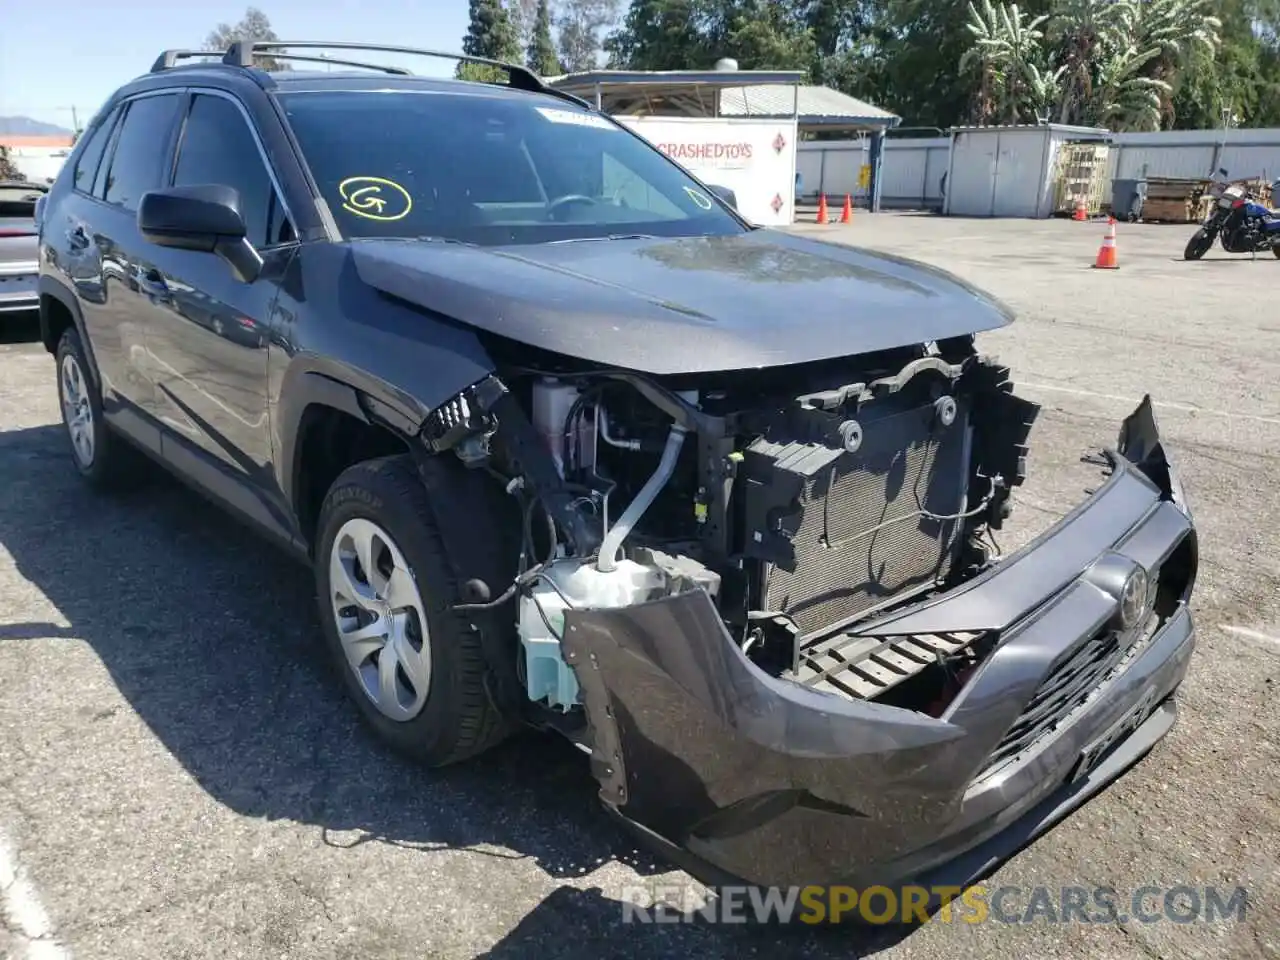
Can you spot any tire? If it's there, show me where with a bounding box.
[1272,245,1280,259]
[314,455,513,766]
[1183,229,1214,261]
[54,326,146,490]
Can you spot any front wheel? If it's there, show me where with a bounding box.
[314,455,514,766]
[1184,228,1214,261]
[1272,245,1280,259]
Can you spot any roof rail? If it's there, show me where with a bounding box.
[150,49,223,72]
[222,41,545,91]
[256,53,413,75]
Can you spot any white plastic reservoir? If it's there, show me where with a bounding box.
[518,559,663,711]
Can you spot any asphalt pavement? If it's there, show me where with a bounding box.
[0,213,1276,959]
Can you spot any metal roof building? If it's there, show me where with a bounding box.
[718,84,900,134]
[548,68,900,211]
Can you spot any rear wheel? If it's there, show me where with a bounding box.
[1272,245,1280,259]
[1184,229,1214,261]
[314,455,513,766]
[55,327,146,489]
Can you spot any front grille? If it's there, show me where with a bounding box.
[753,402,970,637]
[978,614,1158,777]
[793,629,986,700]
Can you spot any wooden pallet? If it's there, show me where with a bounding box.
[1142,196,1203,223]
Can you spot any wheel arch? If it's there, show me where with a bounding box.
[280,367,426,554]
[39,276,101,387]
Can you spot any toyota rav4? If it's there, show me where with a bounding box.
[36,41,1198,894]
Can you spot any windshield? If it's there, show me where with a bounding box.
[278,90,749,246]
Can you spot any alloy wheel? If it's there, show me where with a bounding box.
[328,517,432,721]
[60,353,95,469]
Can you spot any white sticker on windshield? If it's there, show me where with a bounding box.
[536,107,617,130]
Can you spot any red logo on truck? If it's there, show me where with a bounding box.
[773,132,787,154]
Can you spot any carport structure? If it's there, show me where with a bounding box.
[547,69,901,214]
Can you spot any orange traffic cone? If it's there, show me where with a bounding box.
[816,193,829,224]
[840,195,853,223]
[1093,217,1118,269]
[1073,197,1088,222]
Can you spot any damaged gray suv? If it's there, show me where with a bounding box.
[36,41,1197,894]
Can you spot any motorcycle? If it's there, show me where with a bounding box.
[1184,168,1280,261]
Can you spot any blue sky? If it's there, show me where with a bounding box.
[0,0,476,128]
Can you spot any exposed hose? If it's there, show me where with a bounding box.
[595,401,642,451]
[596,424,688,573]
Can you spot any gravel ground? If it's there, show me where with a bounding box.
[0,213,1277,960]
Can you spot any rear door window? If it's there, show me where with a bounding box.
[102,93,181,211]
[71,106,119,195]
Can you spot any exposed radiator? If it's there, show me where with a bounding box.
[742,400,971,638]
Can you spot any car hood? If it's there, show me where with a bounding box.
[350,230,1014,375]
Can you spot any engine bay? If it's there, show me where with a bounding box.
[423,335,1040,722]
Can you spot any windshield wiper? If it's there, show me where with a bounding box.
[351,236,476,247]
[548,233,659,244]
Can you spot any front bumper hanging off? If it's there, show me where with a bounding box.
[559,396,1198,891]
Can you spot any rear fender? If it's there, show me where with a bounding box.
[38,275,100,386]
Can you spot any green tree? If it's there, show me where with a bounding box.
[1134,0,1221,124]
[1050,0,1136,124]
[605,0,711,69]
[871,0,1029,130]
[460,0,523,81]
[960,0,1050,123]
[528,0,562,73]
[606,0,814,71]
[557,0,621,72]
[507,0,541,48]
[725,0,816,70]
[0,147,20,181]
[205,7,289,71]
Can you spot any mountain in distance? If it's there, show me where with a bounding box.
[0,116,75,136]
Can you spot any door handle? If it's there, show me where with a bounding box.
[138,269,168,299]
[66,226,89,251]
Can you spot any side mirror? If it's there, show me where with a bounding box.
[137,184,262,283]
[706,183,739,211]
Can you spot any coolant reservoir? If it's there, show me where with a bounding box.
[518,559,663,711]
[530,378,582,476]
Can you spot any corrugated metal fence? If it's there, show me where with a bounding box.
[799,128,1280,210]
[1106,128,1280,182]
[798,138,950,209]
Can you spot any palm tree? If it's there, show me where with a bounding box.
[1134,0,1222,122]
[961,0,1050,123]
[1001,4,1051,122]
[1090,43,1171,130]
[1050,0,1137,124]
[961,0,1012,123]
[1024,60,1068,121]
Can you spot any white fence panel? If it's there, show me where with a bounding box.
[1112,143,1217,180]
[800,127,1280,213]
[796,138,949,208]
[1110,128,1280,182]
